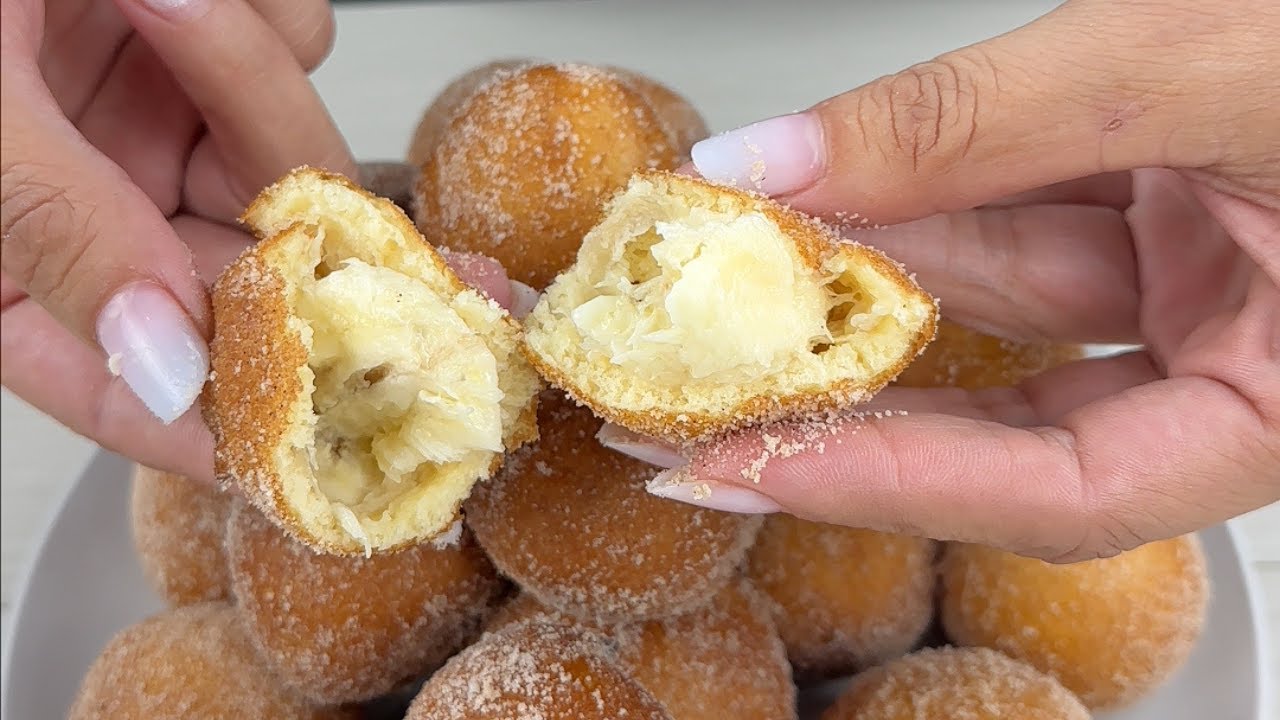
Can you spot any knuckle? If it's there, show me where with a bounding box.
[868,53,989,171]
[0,162,96,305]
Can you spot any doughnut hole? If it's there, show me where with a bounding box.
[130,465,232,607]
[940,535,1209,709]
[68,603,352,720]
[821,646,1089,720]
[746,516,937,680]
[465,391,762,623]
[227,504,505,705]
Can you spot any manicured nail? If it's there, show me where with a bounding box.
[138,0,206,20]
[508,280,540,320]
[97,283,209,424]
[691,112,824,195]
[597,424,686,469]
[646,470,782,514]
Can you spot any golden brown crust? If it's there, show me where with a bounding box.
[68,603,354,720]
[227,504,505,705]
[465,391,763,623]
[486,580,797,720]
[609,68,709,156]
[207,166,539,555]
[129,465,233,607]
[406,59,531,168]
[746,516,937,680]
[411,63,696,289]
[206,235,310,543]
[940,535,1209,710]
[822,646,1090,720]
[522,170,938,445]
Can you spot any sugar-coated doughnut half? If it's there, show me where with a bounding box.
[207,167,542,555]
[894,319,1082,389]
[821,646,1090,720]
[412,62,704,289]
[465,390,762,623]
[405,621,672,720]
[523,171,938,444]
[68,602,353,720]
[746,515,936,680]
[130,464,232,607]
[940,535,1209,709]
[227,503,505,705]
[488,579,797,720]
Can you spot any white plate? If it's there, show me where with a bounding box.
[1,450,1271,719]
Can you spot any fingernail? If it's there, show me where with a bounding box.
[508,280,540,320]
[97,283,209,424]
[138,0,206,20]
[597,424,686,469]
[646,469,782,514]
[691,112,825,195]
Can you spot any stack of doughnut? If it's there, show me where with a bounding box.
[71,60,1210,720]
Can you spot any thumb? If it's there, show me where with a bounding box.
[2,68,210,424]
[690,0,1247,223]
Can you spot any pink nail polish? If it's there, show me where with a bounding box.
[137,0,205,20]
[691,112,825,195]
[646,470,782,515]
[508,280,540,320]
[96,283,209,424]
[597,424,686,469]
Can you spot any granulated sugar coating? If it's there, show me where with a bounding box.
[405,621,672,720]
[129,465,233,607]
[67,602,353,720]
[412,62,704,289]
[894,319,1082,390]
[464,391,762,623]
[746,516,936,680]
[488,578,797,720]
[940,534,1209,710]
[227,504,505,706]
[821,646,1089,720]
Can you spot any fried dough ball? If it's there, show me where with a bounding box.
[894,319,1082,390]
[489,579,797,720]
[745,515,936,680]
[821,646,1089,720]
[465,391,762,622]
[406,59,528,168]
[405,621,672,720]
[129,464,232,607]
[227,504,505,705]
[207,167,541,555]
[412,62,705,289]
[940,535,1209,709]
[68,602,351,720]
[523,172,938,444]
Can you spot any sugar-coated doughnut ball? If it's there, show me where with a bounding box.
[412,62,705,289]
[895,319,1082,390]
[406,59,529,168]
[821,646,1089,720]
[129,465,232,607]
[940,535,1209,709]
[465,391,761,623]
[68,602,352,720]
[405,621,672,719]
[746,515,936,679]
[227,504,505,705]
[489,578,797,720]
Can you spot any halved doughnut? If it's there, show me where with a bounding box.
[207,167,541,555]
[523,171,938,443]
